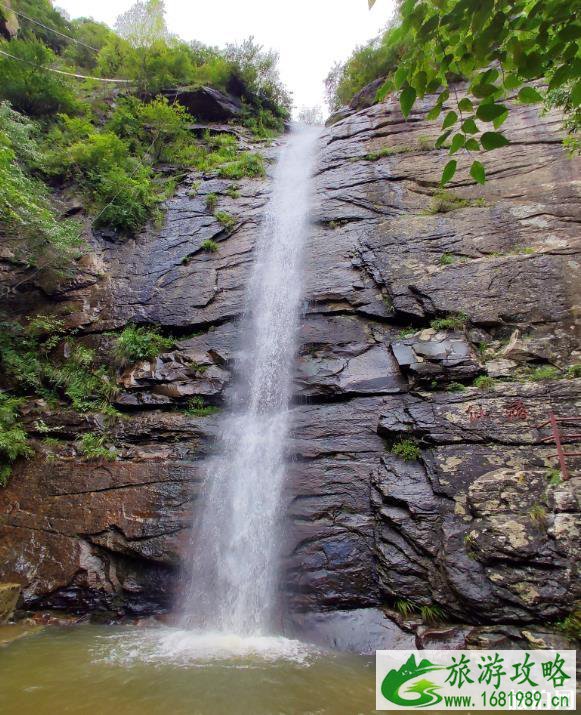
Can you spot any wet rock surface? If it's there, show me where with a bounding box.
[1,88,580,648]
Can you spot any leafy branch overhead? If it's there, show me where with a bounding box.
[368,0,580,184]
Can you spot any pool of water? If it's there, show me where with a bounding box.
[0,625,377,715]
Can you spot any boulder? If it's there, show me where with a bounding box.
[161,86,242,121]
[0,583,21,624]
[287,608,416,654]
[325,107,353,127]
[349,77,386,110]
[391,329,480,384]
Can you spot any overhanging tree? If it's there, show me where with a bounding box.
[368,0,581,184]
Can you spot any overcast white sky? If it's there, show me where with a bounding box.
[56,0,396,112]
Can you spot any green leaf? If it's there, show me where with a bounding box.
[426,105,441,120]
[462,118,479,134]
[414,70,427,97]
[548,64,571,91]
[394,66,408,90]
[376,79,394,102]
[476,102,509,122]
[572,81,581,107]
[465,138,480,151]
[480,131,510,150]
[517,86,543,104]
[472,82,499,98]
[449,133,465,155]
[442,110,458,129]
[440,159,457,186]
[558,24,581,41]
[435,129,452,148]
[426,78,441,93]
[458,97,473,113]
[479,68,499,84]
[492,110,509,129]
[470,160,486,185]
[504,74,522,90]
[400,86,417,118]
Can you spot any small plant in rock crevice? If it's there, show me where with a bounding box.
[556,609,581,640]
[420,604,444,623]
[188,181,201,197]
[447,382,466,392]
[430,313,468,331]
[565,364,581,379]
[114,325,173,365]
[201,239,219,253]
[394,598,417,618]
[205,192,218,211]
[422,190,486,215]
[77,432,117,461]
[363,145,412,161]
[527,365,561,382]
[438,252,454,266]
[397,327,417,339]
[473,375,496,390]
[382,295,394,311]
[214,210,237,232]
[390,438,421,462]
[545,468,562,486]
[529,503,547,527]
[225,185,240,199]
[183,396,219,417]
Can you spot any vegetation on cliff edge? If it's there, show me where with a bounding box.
[328,1,580,184]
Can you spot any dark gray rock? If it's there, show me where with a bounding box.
[325,107,353,127]
[391,329,480,385]
[349,77,386,110]
[287,608,416,654]
[161,86,242,121]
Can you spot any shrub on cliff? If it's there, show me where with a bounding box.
[0,319,118,414]
[43,115,161,233]
[325,24,409,111]
[0,103,83,275]
[0,393,32,487]
[114,325,173,364]
[0,39,79,116]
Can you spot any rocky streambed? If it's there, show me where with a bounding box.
[1,86,579,652]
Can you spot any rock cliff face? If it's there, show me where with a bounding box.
[1,89,579,650]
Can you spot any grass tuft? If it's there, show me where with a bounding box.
[201,239,219,252]
[78,432,117,461]
[114,325,173,365]
[473,375,496,390]
[391,438,421,462]
[430,313,468,331]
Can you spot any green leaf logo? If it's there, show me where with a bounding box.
[381,654,444,708]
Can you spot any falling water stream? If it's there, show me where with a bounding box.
[180,124,321,637]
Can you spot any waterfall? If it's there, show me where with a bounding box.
[181,125,320,635]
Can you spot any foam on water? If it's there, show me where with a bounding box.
[95,628,320,668]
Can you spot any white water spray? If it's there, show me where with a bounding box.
[180,125,320,636]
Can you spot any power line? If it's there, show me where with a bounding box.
[0,48,133,83]
[0,1,99,52]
